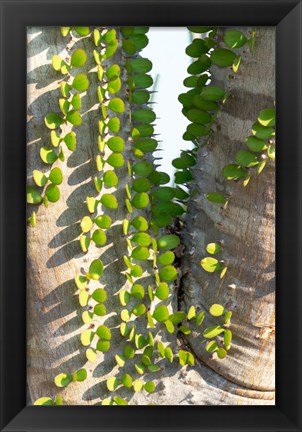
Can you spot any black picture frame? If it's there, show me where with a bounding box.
[0,0,301,430]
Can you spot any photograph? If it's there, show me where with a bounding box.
[26,26,275,406]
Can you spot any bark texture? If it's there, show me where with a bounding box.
[27,27,275,405]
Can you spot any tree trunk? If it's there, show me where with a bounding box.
[27,26,275,405]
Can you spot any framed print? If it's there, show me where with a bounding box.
[0,0,301,431]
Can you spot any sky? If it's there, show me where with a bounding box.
[143,28,192,183]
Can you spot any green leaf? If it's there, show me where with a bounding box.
[187,306,196,320]
[100,193,118,209]
[258,108,275,127]
[64,131,76,151]
[103,170,118,187]
[54,373,72,387]
[71,93,81,110]
[196,311,205,326]
[113,397,128,406]
[73,368,87,382]
[50,130,61,148]
[203,326,225,338]
[131,216,149,231]
[186,109,212,125]
[235,150,259,167]
[119,290,130,306]
[200,257,222,273]
[217,348,228,359]
[133,379,143,392]
[92,288,107,303]
[134,138,158,153]
[95,215,112,229]
[93,29,101,46]
[154,282,169,301]
[92,229,107,246]
[206,242,222,255]
[267,143,275,159]
[52,55,63,71]
[200,86,225,101]
[107,77,122,94]
[34,397,54,406]
[107,153,124,168]
[131,284,145,300]
[222,164,246,180]
[104,28,116,43]
[82,310,93,324]
[158,252,175,266]
[107,376,120,391]
[153,305,169,322]
[108,97,125,113]
[40,146,58,164]
[86,196,98,213]
[131,246,150,261]
[96,325,111,341]
[224,30,247,48]
[107,116,120,133]
[94,303,106,316]
[74,27,90,36]
[121,374,132,388]
[187,123,209,137]
[206,192,227,204]
[79,289,89,306]
[71,48,87,67]
[188,26,214,33]
[132,178,151,193]
[211,48,236,67]
[132,109,156,124]
[86,348,97,363]
[186,38,207,57]
[130,90,150,105]
[26,189,41,206]
[123,344,134,359]
[72,74,89,93]
[206,340,219,353]
[209,304,225,317]
[115,354,125,367]
[246,136,267,152]
[133,161,153,176]
[132,192,150,209]
[157,234,180,250]
[106,136,125,153]
[144,381,155,393]
[60,81,71,98]
[121,309,131,322]
[96,340,110,352]
[251,122,274,140]
[27,211,36,227]
[66,110,82,126]
[179,325,191,335]
[131,265,143,278]
[81,329,94,346]
[33,170,47,187]
[74,275,87,290]
[89,259,104,279]
[224,329,232,350]
[49,167,63,185]
[165,347,174,363]
[44,113,63,130]
[104,40,118,59]
[45,184,60,203]
[80,216,93,233]
[132,74,153,89]
[135,334,147,349]
[128,58,152,73]
[169,311,186,325]
[159,265,178,282]
[132,303,146,316]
